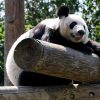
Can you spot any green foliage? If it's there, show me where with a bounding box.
[79,0,100,41]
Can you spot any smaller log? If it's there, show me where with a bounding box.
[14,38,100,83]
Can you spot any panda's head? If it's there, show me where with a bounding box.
[58,6,89,43]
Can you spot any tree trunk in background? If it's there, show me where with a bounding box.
[5,0,24,85]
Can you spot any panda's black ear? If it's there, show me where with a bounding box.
[57,6,69,18]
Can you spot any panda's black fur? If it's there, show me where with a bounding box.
[6,6,100,86]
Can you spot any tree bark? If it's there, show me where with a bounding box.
[5,0,24,85]
[14,38,100,83]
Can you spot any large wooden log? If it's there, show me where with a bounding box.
[0,85,100,100]
[14,38,100,83]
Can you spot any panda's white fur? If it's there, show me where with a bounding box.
[40,18,60,29]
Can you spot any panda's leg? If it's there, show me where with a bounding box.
[32,24,46,39]
[19,71,72,86]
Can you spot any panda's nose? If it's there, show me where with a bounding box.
[78,30,85,35]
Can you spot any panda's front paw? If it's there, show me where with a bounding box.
[83,47,93,55]
[94,47,100,57]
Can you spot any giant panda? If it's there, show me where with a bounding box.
[6,5,100,86]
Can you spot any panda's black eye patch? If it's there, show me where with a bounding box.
[69,21,77,29]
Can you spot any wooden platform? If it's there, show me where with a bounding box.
[0,84,100,100]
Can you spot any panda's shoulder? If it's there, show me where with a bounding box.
[40,18,60,29]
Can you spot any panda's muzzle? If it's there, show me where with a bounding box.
[70,30,85,42]
[71,30,85,38]
[72,25,85,37]
[70,25,86,42]
[78,30,85,36]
